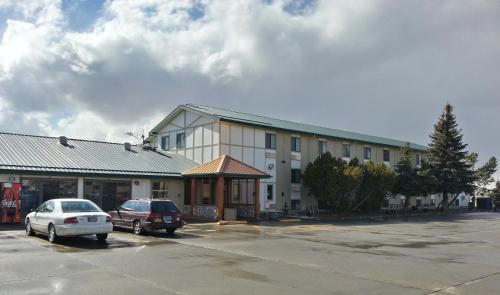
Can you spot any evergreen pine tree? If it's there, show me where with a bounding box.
[393,143,418,208]
[427,104,471,211]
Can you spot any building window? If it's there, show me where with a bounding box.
[431,199,436,206]
[267,184,273,201]
[265,133,276,149]
[342,144,351,158]
[291,137,301,152]
[319,141,327,154]
[291,169,301,183]
[161,135,169,150]
[364,147,371,160]
[151,181,168,199]
[383,149,390,162]
[176,133,185,149]
[416,153,421,166]
[291,200,300,210]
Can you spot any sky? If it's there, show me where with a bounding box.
[0,0,499,179]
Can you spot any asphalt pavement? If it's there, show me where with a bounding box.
[1,212,500,294]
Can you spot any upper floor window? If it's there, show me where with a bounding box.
[416,153,421,166]
[161,135,169,150]
[291,137,301,152]
[364,147,371,160]
[291,169,301,183]
[383,149,390,162]
[319,141,327,155]
[342,144,351,158]
[265,133,276,149]
[176,133,186,149]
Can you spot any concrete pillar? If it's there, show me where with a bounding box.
[190,178,196,215]
[216,176,224,221]
[226,179,232,205]
[254,178,260,219]
[77,177,84,199]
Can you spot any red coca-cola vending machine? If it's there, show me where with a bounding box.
[0,183,21,224]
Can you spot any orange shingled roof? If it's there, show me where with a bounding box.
[182,155,270,178]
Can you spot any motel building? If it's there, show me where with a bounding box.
[1,103,461,224]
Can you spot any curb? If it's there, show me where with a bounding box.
[218,220,248,225]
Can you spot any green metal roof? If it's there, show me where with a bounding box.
[0,133,197,178]
[179,104,427,151]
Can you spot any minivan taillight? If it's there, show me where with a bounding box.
[64,217,78,224]
[175,213,182,221]
[146,213,161,222]
[106,216,112,223]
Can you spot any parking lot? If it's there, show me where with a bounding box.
[1,212,500,295]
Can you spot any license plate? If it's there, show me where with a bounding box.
[164,216,172,223]
[88,216,97,222]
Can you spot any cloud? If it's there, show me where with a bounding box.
[0,0,499,179]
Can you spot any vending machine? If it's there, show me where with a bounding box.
[0,183,21,224]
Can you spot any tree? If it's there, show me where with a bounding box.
[393,143,419,208]
[303,152,362,213]
[491,181,500,201]
[303,153,394,213]
[445,155,497,207]
[427,104,472,211]
[354,161,395,212]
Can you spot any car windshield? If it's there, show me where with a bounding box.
[151,201,179,213]
[61,201,101,213]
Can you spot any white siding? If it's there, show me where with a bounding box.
[243,147,254,166]
[220,123,230,144]
[194,147,203,164]
[243,127,254,146]
[230,146,243,161]
[194,127,203,147]
[203,125,213,146]
[255,129,266,148]
[230,125,243,145]
[203,146,212,163]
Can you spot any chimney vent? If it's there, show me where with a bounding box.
[124,142,132,151]
[59,136,68,146]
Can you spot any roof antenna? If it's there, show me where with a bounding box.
[126,130,145,145]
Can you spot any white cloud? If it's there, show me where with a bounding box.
[0,0,499,176]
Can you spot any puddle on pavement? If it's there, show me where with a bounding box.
[33,234,176,253]
[332,239,479,250]
[225,269,270,282]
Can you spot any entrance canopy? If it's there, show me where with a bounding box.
[182,155,269,221]
[182,155,270,179]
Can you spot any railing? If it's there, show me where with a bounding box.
[225,204,255,219]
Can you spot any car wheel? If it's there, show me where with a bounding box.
[48,224,57,243]
[166,228,176,235]
[96,233,108,241]
[133,220,142,235]
[25,220,34,236]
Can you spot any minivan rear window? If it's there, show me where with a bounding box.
[151,201,179,213]
[61,201,101,213]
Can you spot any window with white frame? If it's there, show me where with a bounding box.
[383,149,390,162]
[176,133,185,149]
[265,133,276,149]
[267,184,273,201]
[161,135,169,150]
[416,153,421,166]
[364,147,371,160]
[291,137,301,152]
[151,181,168,199]
[342,144,351,158]
[319,140,327,155]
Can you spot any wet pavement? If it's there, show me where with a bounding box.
[1,212,500,294]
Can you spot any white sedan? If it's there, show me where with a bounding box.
[25,198,113,243]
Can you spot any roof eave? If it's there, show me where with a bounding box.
[219,118,428,152]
